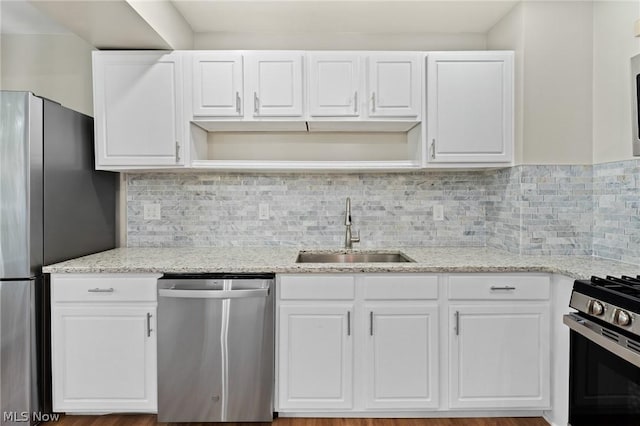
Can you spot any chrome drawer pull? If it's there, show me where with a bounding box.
[347,311,351,336]
[87,288,114,293]
[490,286,516,291]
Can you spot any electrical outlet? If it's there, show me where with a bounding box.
[433,205,444,221]
[143,204,161,220]
[259,203,270,220]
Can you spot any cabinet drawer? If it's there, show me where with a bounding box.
[363,275,438,300]
[279,275,355,300]
[448,275,550,300]
[52,274,160,303]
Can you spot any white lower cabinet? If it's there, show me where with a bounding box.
[278,305,354,409]
[448,274,551,410]
[277,272,553,415]
[449,304,551,409]
[277,274,439,412]
[52,306,157,411]
[51,274,160,413]
[364,304,439,409]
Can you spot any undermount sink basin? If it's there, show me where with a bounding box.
[296,251,414,263]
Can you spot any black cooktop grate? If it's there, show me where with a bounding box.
[591,276,640,298]
[574,276,640,313]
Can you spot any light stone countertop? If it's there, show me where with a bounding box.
[42,247,640,280]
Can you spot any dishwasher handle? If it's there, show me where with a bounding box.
[159,288,269,299]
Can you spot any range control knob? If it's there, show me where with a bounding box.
[588,300,605,316]
[614,309,632,327]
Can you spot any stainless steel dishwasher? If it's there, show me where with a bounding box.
[157,273,275,422]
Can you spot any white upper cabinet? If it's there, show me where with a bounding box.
[247,52,304,117]
[368,54,421,118]
[307,52,421,121]
[192,53,243,117]
[426,51,513,164]
[93,51,184,168]
[308,53,361,117]
[91,50,513,171]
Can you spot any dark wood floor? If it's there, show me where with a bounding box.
[45,415,549,426]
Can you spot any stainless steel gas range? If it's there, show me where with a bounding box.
[564,275,640,426]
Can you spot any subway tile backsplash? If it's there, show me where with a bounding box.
[127,172,489,248]
[593,159,640,264]
[126,160,639,262]
[485,165,593,256]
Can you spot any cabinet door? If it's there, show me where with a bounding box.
[364,304,439,409]
[247,53,304,117]
[308,53,360,117]
[278,304,353,409]
[52,306,157,412]
[93,52,184,167]
[192,53,243,117]
[449,304,550,409]
[427,52,513,163]
[368,54,420,117]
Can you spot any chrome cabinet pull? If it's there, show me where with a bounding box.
[235,91,241,114]
[431,139,436,159]
[175,142,181,163]
[347,311,351,336]
[371,92,376,112]
[354,91,358,114]
[455,311,460,336]
[87,288,114,293]
[147,313,153,337]
[490,286,516,291]
[253,92,259,114]
[370,311,374,336]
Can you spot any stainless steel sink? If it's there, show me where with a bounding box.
[296,251,414,263]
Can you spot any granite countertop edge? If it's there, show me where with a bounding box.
[42,247,640,280]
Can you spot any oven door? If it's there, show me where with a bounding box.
[565,314,640,425]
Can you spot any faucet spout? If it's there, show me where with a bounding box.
[344,197,360,249]
[345,197,352,226]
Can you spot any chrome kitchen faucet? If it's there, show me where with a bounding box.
[344,197,360,249]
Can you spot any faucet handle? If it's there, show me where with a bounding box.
[352,229,360,243]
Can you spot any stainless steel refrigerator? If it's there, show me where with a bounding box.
[0,91,116,424]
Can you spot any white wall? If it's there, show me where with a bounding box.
[522,1,594,165]
[194,32,487,51]
[489,1,594,165]
[592,0,640,164]
[487,3,524,165]
[0,34,94,116]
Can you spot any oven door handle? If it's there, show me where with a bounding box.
[564,314,640,368]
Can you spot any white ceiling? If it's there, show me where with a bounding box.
[29,0,173,49]
[172,0,519,34]
[4,0,520,47]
